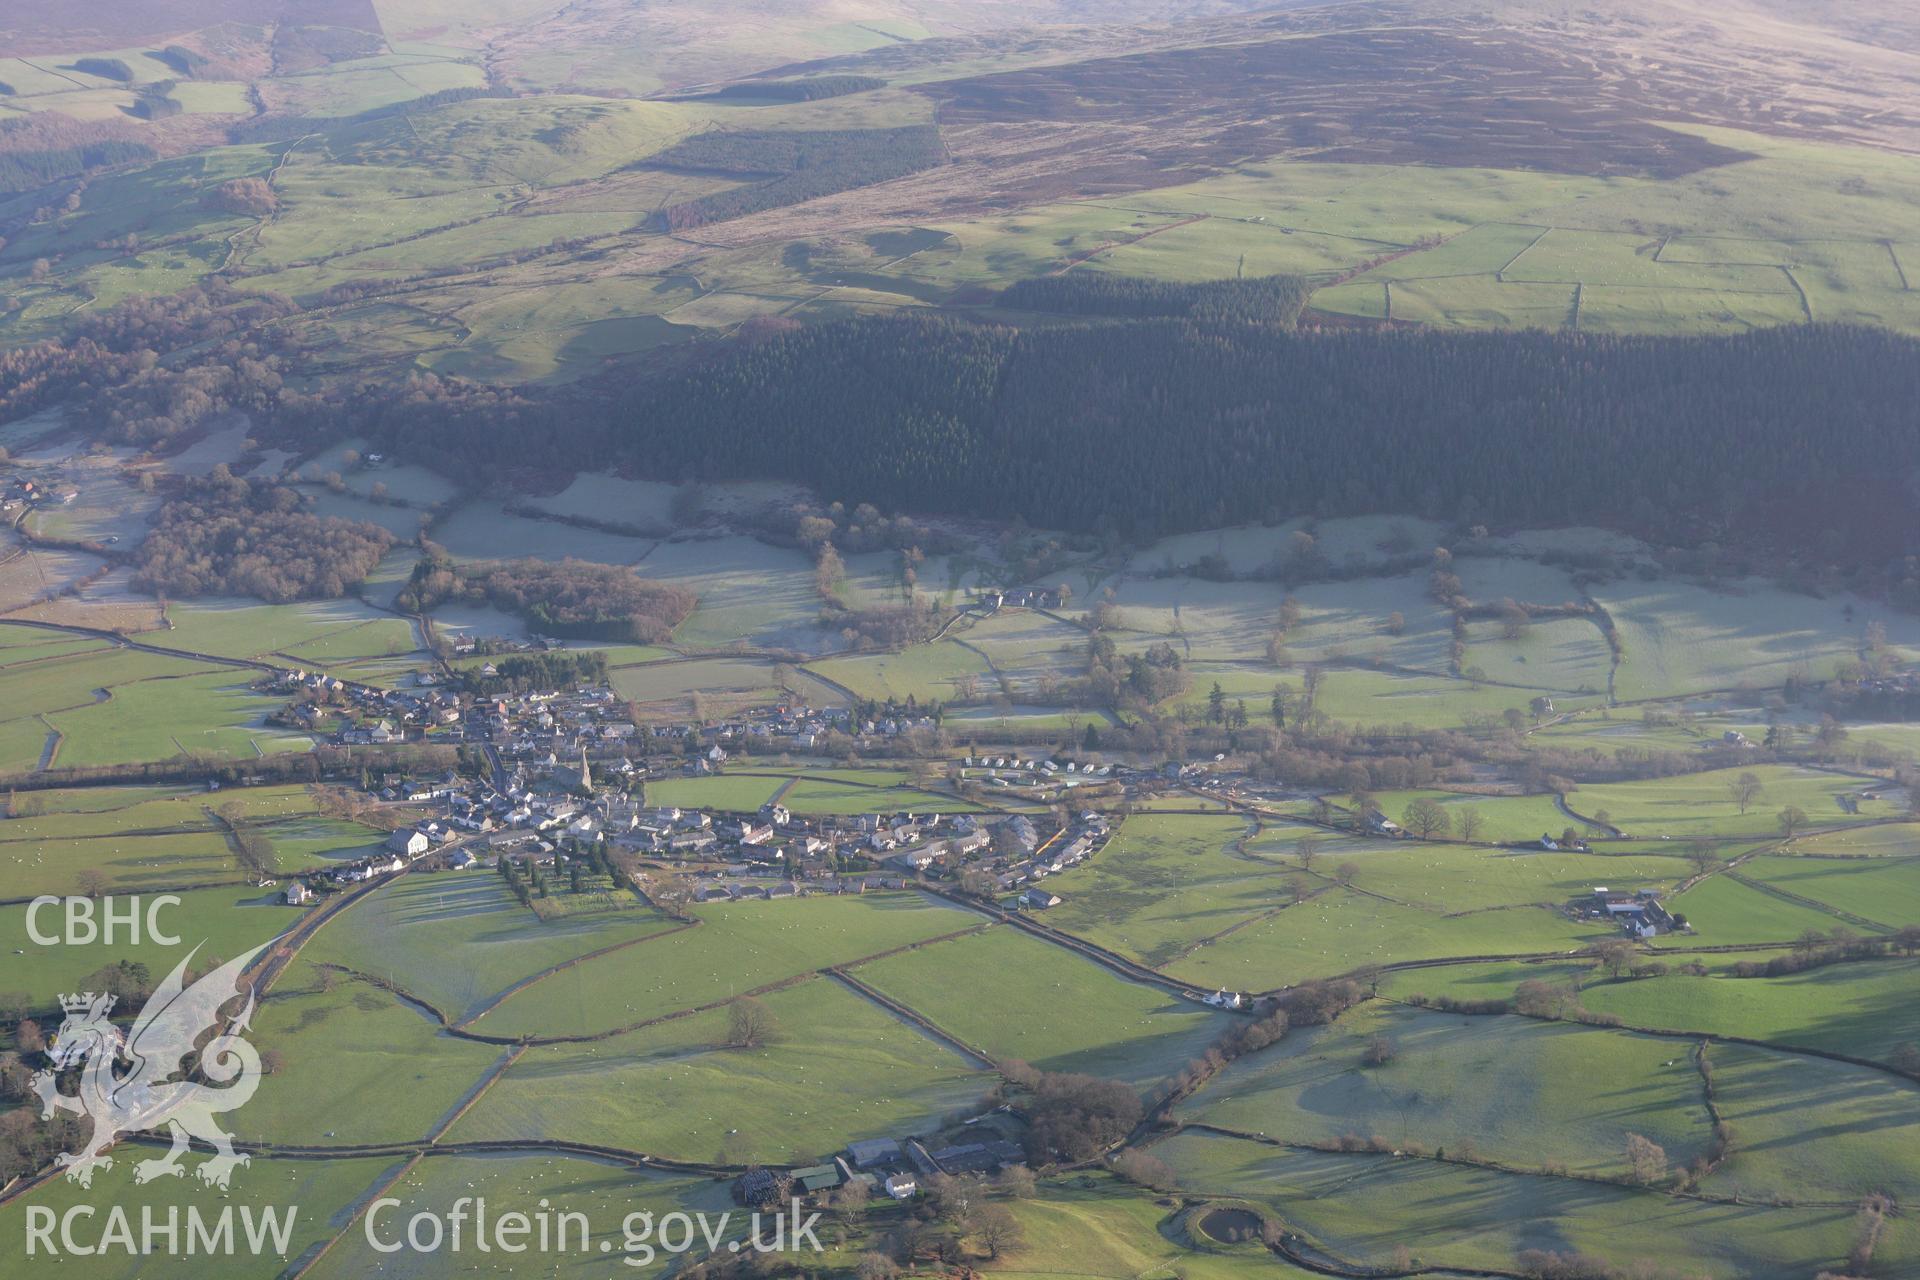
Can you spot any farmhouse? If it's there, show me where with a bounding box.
[1585,887,1676,937]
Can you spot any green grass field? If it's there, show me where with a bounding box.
[298,871,681,1022]
[1364,789,1592,844]
[0,805,244,898]
[0,715,50,773]
[0,885,304,999]
[778,778,977,816]
[0,647,220,724]
[637,536,825,651]
[1152,1129,1865,1278]
[808,641,992,703]
[239,969,507,1146]
[475,892,979,1039]
[1796,823,1920,856]
[1036,813,1284,968]
[1165,889,1607,990]
[302,1153,742,1279]
[1735,854,1920,928]
[0,783,368,852]
[612,655,843,718]
[1035,814,1670,986]
[0,1152,397,1280]
[1577,958,1920,1063]
[852,925,1232,1085]
[1665,873,1866,945]
[156,598,411,663]
[1178,1005,1713,1177]
[8,101,1920,389]
[644,773,787,811]
[450,975,987,1164]
[1276,838,1690,912]
[1702,1042,1920,1204]
[998,1177,1318,1280]
[1575,765,1892,841]
[1310,130,1920,339]
[46,671,311,766]
[1312,670,1593,731]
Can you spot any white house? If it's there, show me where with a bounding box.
[388,828,430,857]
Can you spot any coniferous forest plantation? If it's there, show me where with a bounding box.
[2,3,1920,1280]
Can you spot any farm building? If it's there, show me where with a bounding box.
[1587,887,1674,937]
[847,1138,902,1170]
[791,1164,843,1196]
[929,1141,1025,1174]
[733,1168,790,1207]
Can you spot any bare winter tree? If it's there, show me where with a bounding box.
[725,997,777,1049]
[1727,771,1764,815]
[1625,1133,1668,1185]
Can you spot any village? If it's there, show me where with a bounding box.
[264,655,1129,915]
[260,655,1690,948]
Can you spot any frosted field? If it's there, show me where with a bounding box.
[1593,578,1918,700]
[636,535,828,650]
[1460,616,1613,694]
[1451,554,1592,607]
[520,471,678,529]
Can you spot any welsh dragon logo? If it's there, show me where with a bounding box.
[32,942,270,1190]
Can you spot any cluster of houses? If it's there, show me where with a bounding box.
[1578,887,1677,938]
[463,688,642,756]
[286,846,412,902]
[735,1134,1027,1209]
[963,754,1114,791]
[272,667,644,755]
[1,473,79,517]
[680,805,995,896]
[691,700,963,753]
[973,586,1066,611]
[287,659,945,761]
[997,811,1112,905]
[446,633,559,658]
[269,669,462,742]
